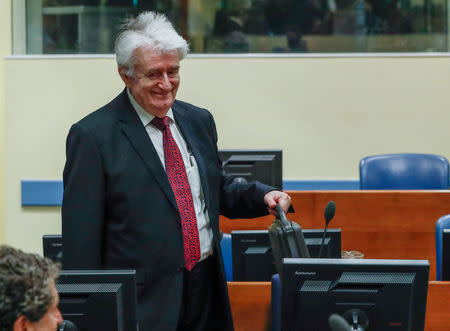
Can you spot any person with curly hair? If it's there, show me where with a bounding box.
[0,245,63,331]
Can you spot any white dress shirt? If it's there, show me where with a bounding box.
[127,89,213,261]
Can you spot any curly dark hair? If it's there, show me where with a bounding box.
[0,245,60,330]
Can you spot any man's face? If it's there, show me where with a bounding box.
[120,47,180,118]
[25,281,63,331]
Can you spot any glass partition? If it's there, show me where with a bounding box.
[18,0,449,54]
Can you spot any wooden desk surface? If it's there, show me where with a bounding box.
[220,190,450,280]
[228,281,450,331]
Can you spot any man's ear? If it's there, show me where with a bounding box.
[118,67,133,88]
[13,315,29,331]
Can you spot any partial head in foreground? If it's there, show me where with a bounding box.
[0,245,62,331]
[115,11,189,117]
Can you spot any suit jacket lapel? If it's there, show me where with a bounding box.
[115,90,178,211]
[173,103,213,214]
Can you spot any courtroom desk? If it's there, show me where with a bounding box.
[227,281,450,331]
[220,190,450,280]
[228,282,271,331]
[426,281,450,330]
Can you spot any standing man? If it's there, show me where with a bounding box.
[0,245,63,331]
[62,11,291,331]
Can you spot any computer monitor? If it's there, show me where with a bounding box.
[281,258,429,331]
[232,229,341,281]
[218,149,283,189]
[57,270,138,331]
[43,234,63,264]
[442,229,450,280]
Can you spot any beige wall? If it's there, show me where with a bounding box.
[183,56,450,178]
[0,1,12,244]
[4,55,450,253]
[4,57,122,253]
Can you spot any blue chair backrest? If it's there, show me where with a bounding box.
[271,274,281,331]
[359,153,449,190]
[436,215,450,280]
[220,233,233,281]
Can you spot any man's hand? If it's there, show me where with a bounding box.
[264,190,292,216]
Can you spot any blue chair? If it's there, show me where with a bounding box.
[436,215,450,280]
[359,153,449,190]
[271,274,282,331]
[220,233,233,281]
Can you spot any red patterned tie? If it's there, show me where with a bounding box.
[152,116,200,271]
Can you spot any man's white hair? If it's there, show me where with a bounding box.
[115,11,189,77]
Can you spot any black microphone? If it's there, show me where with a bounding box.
[329,314,351,331]
[58,320,78,331]
[318,201,336,258]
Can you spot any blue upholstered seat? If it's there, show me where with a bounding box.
[436,215,450,280]
[220,233,233,281]
[359,153,449,190]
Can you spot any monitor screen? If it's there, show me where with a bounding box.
[442,229,450,281]
[218,149,282,189]
[281,258,429,331]
[57,270,138,331]
[43,234,63,264]
[232,229,341,281]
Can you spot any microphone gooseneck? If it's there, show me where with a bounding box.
[319,201,336,258]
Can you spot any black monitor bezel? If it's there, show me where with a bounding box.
[57,269,137,331]
[218,149,283,189]
[231,229,341,281]
[43,234,63,263]
[281,258,429,331]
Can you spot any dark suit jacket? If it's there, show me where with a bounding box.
[62,89,274,330]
